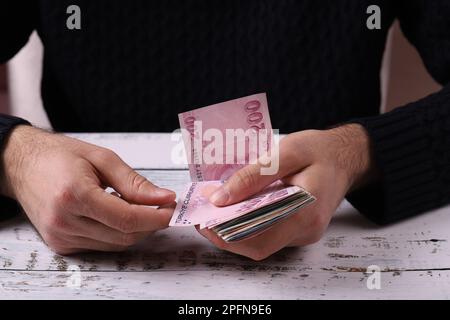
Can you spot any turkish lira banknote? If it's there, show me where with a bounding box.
[178,93,272,182]
[170,181,315,242]
[171,94,316,242]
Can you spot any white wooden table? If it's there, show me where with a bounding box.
[1,133,449,300]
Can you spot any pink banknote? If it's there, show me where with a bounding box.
[178,93,272,181]
[172,94,316,238]
[169,181,306,228]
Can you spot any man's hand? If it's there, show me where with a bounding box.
[0,126,176,255]
[198,124,375,261]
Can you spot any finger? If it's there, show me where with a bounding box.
[282,165,325,204]
[202,167,327,260]
[209,141,308,206]
[283,177,318,198]
[283,166,333,246]
[79,187,175,233]
[86,149,176,205]
[196,212,303,261]
[65,236,131,253]
[68,216,152,246]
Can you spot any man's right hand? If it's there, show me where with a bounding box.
[0,125,176,255]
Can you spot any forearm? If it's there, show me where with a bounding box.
[0,125,34,199]
[325,124,377,192]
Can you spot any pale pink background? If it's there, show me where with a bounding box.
[0,65,6,114]
[384,21,441,112]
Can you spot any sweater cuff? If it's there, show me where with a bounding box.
[0,195,22,220]
[346,107,438,225]
[0,114,30,219]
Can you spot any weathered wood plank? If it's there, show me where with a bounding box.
[2,169,450,299]
[66,133,188,170]
[1,134,449,299]
[1,169,449,301]
[1,269,449,300]
[2,200,450,274]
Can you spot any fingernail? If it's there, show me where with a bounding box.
[154,188,176,198]
[210,188,230,206]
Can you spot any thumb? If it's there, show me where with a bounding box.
[209,163,274,206]
[87,149,176,205]
[209,138,310,206]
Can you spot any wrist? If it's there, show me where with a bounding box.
[325,124,376,192]
[0,125,42,199]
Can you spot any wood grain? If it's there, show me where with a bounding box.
[1,134,449,299]
[1,169,449,299]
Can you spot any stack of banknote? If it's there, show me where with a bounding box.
[170,93,316,242]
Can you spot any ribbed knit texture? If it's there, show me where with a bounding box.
[347,0,450,223]
[1,0,449,224]
[0,115,30,218]
[349,88,450,223]
[3,0,395,132]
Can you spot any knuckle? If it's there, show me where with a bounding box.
[120,233,139,246]
[47,213,68,231]
[249,249,269,261]
[53,185,76,209]
[89,148,117,164]
[119,212,138,234]
[234,169,257,191]
[76,184,96,204]
[43,232,58,247]
[128,172,148,193]
[43,233,68,253]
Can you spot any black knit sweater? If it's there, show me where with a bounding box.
[1,0,449,224]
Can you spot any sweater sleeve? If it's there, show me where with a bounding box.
[346,0,450,224]
[0,0,36,63]
[0,1,35,217]
[0,114,30,219]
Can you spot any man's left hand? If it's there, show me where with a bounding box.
[197,124,375,261]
